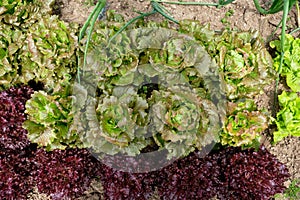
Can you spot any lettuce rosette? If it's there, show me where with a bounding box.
[179,20,276,100]
[149,87,219,159]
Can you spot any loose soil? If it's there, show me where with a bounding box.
[30,0,300,199]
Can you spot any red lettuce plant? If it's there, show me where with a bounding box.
[217,146,290,199]
[0,86,35,199]
[158,146,289,200]
[0,148,36,199]
[32,148,101,200]
[158,151,220,200]
[0,86,33,151]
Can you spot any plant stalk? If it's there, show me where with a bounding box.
[274,0,289,117]
[77,0,107,83]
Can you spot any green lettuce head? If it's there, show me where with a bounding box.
[0,0,54,28]
[18,14,78,92]
[23,91,80,150]
[179,20,276,100]
[80,86,150,156]
[150,87,220,158]
[220,99,268,148]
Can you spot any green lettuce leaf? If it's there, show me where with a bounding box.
[0,23,24,90]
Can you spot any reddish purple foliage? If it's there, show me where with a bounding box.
[217,146,290,200]
[157,146,290,200]
[99,164,161,200]
[0,86,33,151]
[0,86,35,199]
[33,148,101,200]
[158,151,220,200]
[0,149,36,199]
[100,146,289,200]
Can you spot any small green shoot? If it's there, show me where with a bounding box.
[274,179,300,200]
[221,9,234,27]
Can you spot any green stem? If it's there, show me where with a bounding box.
[296,0,300,27]
[108,10,157,44]
[290,26,300,34]
[151,1,179,24]
[77,0,106,83]
[274,0,289,116]
[154,0,235,7]
[154,0,219,6]
[79,1,105,42]
[253,0,274,14]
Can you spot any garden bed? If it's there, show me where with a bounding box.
[1,0,300,199]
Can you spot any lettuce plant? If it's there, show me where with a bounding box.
[273,91,300,142]
[18,14,78,92]
[150,88,220,159]
[0,85,35,200]
[23,90,81,150]
[270,34,300,142]
[0,23,25,90]
[0,0,54,28]
[0,86,33,151]
[179,20,276,100]
[271,34,300,93]
[0,149,36,200]
[100,163,161,200]
[217,146,290,199]
[32,148,101,200]
[220,99,268,148]
[0,0,78,92]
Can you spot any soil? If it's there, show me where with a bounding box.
[30,0,300,199]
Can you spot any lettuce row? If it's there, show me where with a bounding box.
[23,11,275,152]
[270,34,300,142]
